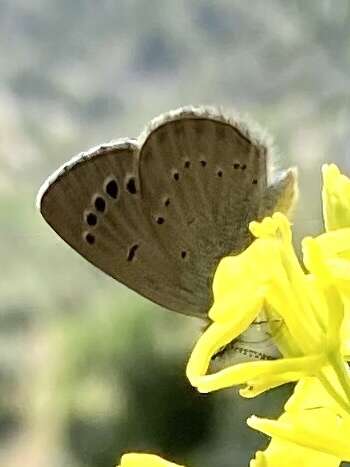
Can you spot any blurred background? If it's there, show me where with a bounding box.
[1,1,350,466]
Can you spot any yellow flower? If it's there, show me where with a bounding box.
[187,212,350,406]
[248,377,350,466]
[186,164,350,465]
[117,453,184,467]
[115,166,350,467]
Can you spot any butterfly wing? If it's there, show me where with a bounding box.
[38,139,197,315]
[138,107,271,314]
[38,106,297,318]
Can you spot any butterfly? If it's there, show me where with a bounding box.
[37,106,297,326]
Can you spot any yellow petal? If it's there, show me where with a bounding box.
[209,287,264,324]
[248,409,350,462]
[310,228,350,300]
[322,164,350,231]
[191,354,323,394]
[249,376,350,465]
[285,377,346,414]
[117,453,183,467]
[210,241,269,323]
[250,435,340,467]
[312,228,350,259]
[186,302,262,387]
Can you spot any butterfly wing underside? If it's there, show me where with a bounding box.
[38,107,297,317]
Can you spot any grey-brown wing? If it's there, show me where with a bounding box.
[137,107,274,315]
[38,140,198,316]
[38,106,297,318]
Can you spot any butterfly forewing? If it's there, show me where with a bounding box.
[38,140,191,313]
[38,106,296,318]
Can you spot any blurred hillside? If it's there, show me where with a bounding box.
[0,1,350,467]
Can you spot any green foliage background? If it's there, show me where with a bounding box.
[1,1,349,466]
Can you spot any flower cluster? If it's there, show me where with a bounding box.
[116,164,350,467]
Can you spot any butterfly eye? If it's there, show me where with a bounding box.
[104,178,119,199]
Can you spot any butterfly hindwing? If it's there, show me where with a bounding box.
[138,108,269,311]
